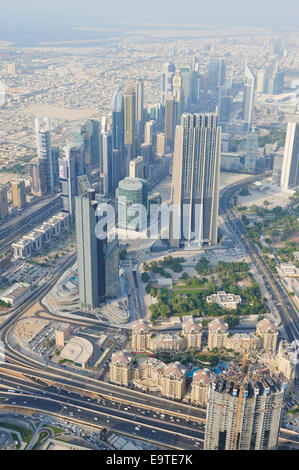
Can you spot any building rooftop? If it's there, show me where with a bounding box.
[60,336,93,365]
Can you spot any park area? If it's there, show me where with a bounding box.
[142,256,267,324]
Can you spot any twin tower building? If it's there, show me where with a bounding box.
[170,112,221,247]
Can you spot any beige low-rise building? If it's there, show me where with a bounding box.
[150,333,185,353]
[256,319,279,351]
[161,362,186,400]
[191,368,215,406]
[182,319,202,350]
[225,333,261,353]
[131,319,151,352]
[206,291,241,310]
[110,350,134,386]
[132,357,165,392]
[207,318,229,350]
[259,340,296,389]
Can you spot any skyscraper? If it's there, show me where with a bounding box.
[29,158,48,198]
[164,95,176,150]
[244,129,258,173]
[75,189,119,309]
[207,59,226,93]
[170,113,221,248]
[35,117,54,193]
[124,81,136,148]
[144,120,155,145]
[161,62,175,106]
[135,79,144,138]
[11,179,26,210]
[204,364,286,450]
[180,67,193,109]
[242,64,255,130]
[117,177,148,231]
[173,68,183,124]
[0,186,8,221]
[218,83,232,125]
[99,128,113,196]
[281,122,299,190]
[112,88,125,184]
[85,120,100,166]
[59,144,83,221]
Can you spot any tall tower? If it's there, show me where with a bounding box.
[59,144,83,221]
[164,95,176,150]
[112,88,125,183]
[244,129,258,173]
[99,128,113,197]
[173,68,183,124]
[35,117,54,193]
[11,179,26,210]
[204,364,286,450]
[161,62,175,106]
[0,186,8,221]
[242,64,255,130]
[135,79,144,138]
[85,120,100,166]
[75,190,105,309]
[124,81,136,147]
[170,113,221,248]
[208,59,226,93]
[280,122,299,191]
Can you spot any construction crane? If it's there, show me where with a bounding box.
[232,351,247,450]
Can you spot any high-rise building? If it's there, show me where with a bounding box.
[99,130,113,196]
[29,158,48,198]
[244,129,258,173]
[272,152,284,185]
[129,156,144,179]
[140,143,153,167]
[75,190,119,309]
[117,177,148,230]
[242,64,255,130]
[218,83,232,125]
[173,68,183,124]
[281,122,299,191]
[164,95,176,150]
[85,120,100,166]
[0,186,8,221]
[35,117,54,192]
[75,124,90,167]
[59,144,83,221]
[144,120,155,145]
[76,190,105,309]
[135,79,144,138]
[207,59,226,93]
[11,179,26,210]
[204,363,286,450]
[256,69,266,93]
[170,113,221,247]
[180,67,193,109]
[111,88,125,185]
[156,133,166,157]
[124,81,136,149]
[161,62,175,106]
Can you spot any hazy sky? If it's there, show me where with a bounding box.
[1,0,299,31]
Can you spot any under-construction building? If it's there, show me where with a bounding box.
[204,362,287,450]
